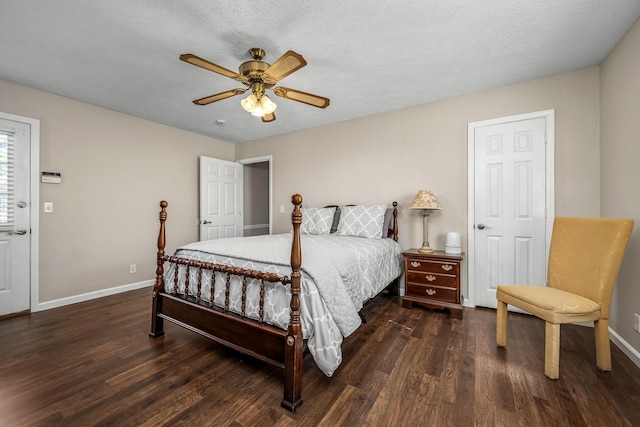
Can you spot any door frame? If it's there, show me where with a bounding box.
[238,155,273,235]
[0,111,40,313]
[466,109,555,307]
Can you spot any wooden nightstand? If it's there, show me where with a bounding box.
[402,249,464,318]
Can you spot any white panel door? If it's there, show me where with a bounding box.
[0,118,31,315]
[473,116,548,308]
[199,156,243,241]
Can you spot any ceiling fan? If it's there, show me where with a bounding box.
[180,48,330,123]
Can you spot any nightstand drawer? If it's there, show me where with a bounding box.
[405,259,459,275]
[406,271,456,288]
[406,283,458,304]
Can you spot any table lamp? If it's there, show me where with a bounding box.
[409,189,441,253]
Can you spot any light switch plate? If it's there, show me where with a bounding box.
[44,202,53,213]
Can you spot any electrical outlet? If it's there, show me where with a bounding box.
[129,264,136,274]
[634,313,640,333]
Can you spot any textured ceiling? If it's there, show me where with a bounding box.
[1,1,640,143]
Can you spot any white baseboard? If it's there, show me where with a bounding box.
[609,327,640,369]
[34,279,153,312]
[243,223,269,230]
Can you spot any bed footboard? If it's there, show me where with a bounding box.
[149,195,304,412]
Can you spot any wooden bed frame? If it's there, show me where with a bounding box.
[150,194,398,412]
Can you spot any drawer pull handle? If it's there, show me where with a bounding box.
[441,264,453,272]
[425,275,436,281]
[426,288,436,296]
[410,261,421,268]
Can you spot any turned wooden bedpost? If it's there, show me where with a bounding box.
[392,201,398,242]
[282,193,304,412]
[150,200,168,338]
[385,201,401,295]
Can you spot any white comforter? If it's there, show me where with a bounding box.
[164,233,403,376]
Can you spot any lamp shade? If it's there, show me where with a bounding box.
[261,95,277,114]
[250,99,266,117]
[409,189,441,210]
[241,94,258,112]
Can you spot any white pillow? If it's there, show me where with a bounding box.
[336,205,387,239]
[300,207,336,235]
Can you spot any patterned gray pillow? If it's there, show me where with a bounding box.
[301,207,336,235]
[336,205,387,239]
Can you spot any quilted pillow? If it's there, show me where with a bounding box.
[301,207,336,235]
[336,205,387,239]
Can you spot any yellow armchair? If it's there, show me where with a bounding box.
[496,217,634,379]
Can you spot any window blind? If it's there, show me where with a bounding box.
[0,127,15,227]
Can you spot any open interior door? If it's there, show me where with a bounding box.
[199,156,243,241]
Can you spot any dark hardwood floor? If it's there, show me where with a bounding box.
[1,287,639,426]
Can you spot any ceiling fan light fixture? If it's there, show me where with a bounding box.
[243,94,277,117]
[240,94,258,112]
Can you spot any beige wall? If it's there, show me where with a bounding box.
[237,67,601,300]
[0,79,235,302]
[600,17,640,350]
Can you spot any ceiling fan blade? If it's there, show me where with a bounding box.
[262,112,276,123]
[272,86,330,109]
[180,54,248,83]
[261,51,307,84]
[193,88,246,105]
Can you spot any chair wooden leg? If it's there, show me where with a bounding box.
[594,318,612,371]
[544,322,560,379]
[496,299,508,347]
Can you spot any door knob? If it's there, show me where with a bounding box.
[13,229,27,235]
[202,220,211,225]
[477,224,487,230]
